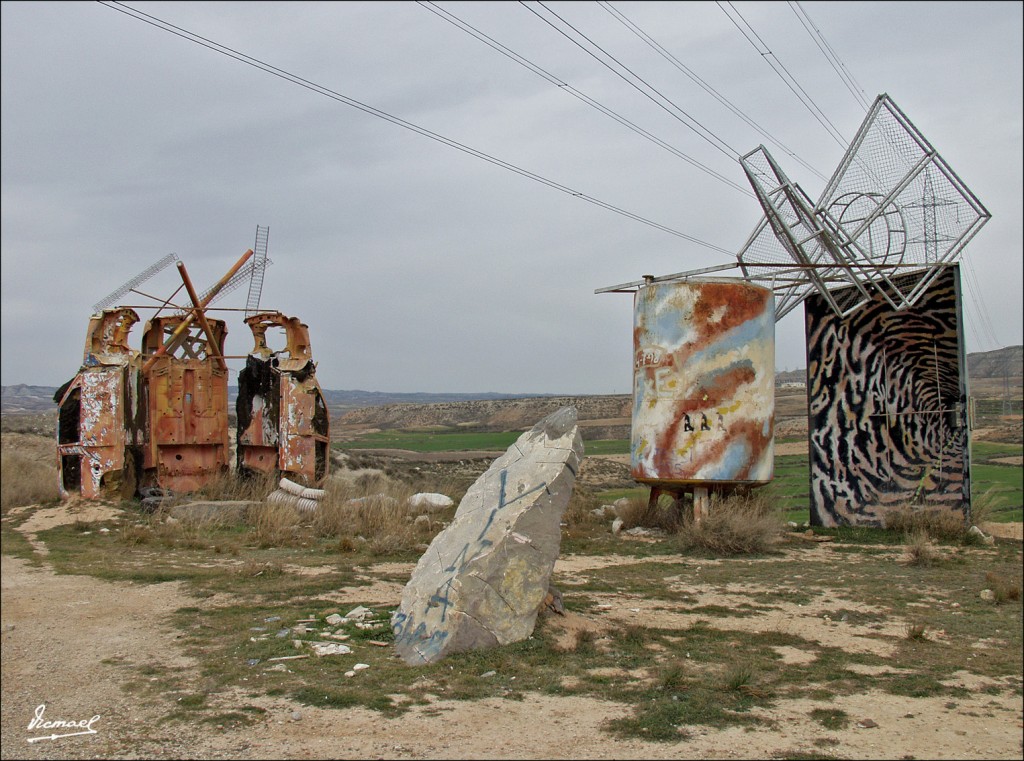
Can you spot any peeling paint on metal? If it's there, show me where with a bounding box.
[631,279,775,487]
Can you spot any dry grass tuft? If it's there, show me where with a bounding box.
[617,494,683,533]
[985,571,1022,604]
[1,451,60,510]
[193,470,279,503]
[246,502,304,548]
[563,489,598,527]
[904,530,943,567]
[234,559,284,578]
[675,491,784,555]
[885,504,968,542]
[904,621,929,640]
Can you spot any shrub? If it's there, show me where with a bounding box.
[904,621,929,640]
[885,504,968,542]
[617,494,683,533]
[905,530,942,567]
[675,491,784,555]
[563,488,598,527]
[1,451,60,510]
[984,571,1021,604]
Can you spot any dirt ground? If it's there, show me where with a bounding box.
[2,498,1023,760]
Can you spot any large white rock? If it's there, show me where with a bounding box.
[408,493,455,513]
[392,407,583,665]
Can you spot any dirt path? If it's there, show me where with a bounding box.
[2,503,1022,760]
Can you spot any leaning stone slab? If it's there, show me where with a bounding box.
[392,407,584,665]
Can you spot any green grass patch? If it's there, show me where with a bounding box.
[334,430,520,452]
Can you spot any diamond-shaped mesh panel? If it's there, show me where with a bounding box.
[737,95,989,320]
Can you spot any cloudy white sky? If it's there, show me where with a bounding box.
[2,1,1021,394]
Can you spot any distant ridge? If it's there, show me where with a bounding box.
[3,345,1020,415]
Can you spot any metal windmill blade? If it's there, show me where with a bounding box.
[737,94,990,320]
[177,229,272,315]
[244,225,270,318]
[92,252,179,312]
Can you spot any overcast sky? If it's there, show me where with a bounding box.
[2,1,1021,394]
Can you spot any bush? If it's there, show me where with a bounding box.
[905,529,943,567]
[885,504,968,542]
[617,494,684,533]
[675,491,783,555]
[1,451,60,510]
[985,571,1021,604]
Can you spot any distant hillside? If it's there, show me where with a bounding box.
[334,395,632,439]
[0,383,554,416]
[4,345,1020,416]
[967,345,1023,379]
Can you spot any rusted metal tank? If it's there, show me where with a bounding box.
[631,278,775,489]
[140,314,230,493]
[236,311,330,485]
[55,308,145,499]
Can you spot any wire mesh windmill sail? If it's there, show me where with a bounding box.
[92,253,179,312]
[177,228,271,317]
[244,225,270,317]
[738,94,990,320]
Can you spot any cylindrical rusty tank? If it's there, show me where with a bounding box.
[631,278,775,488]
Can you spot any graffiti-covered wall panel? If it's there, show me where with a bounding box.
[805,266,969,526]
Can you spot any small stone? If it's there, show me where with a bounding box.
[857,719,878,728]
[345,606,373,621]
[344,670,356,678]
[353,663,370,671]
[980,589,995,601]
[290,711,302,722]
[325,613,344,626]
[611,518,624,535]
[480,670,497,678]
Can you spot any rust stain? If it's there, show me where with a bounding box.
[236,311,330,486]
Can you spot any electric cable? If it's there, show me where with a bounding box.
[98,0,735,255]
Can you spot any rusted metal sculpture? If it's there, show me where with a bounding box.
[138,313,231,493]
[236,311,330,485]
[56,243,330,500]
[55,308,145,499]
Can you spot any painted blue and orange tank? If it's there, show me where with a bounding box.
[631,278,775,487]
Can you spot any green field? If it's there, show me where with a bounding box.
[337,430,1021,523]
[334,430,630,455]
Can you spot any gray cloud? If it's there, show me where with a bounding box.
[3,1,1021,393]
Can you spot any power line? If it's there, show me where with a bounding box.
[97,1,735,256]
[717,0,849,149]
[960,255,1002,350]
[788,1,870,110]
[418,1,753,197]
[523,1,741,161]
[598,0,828,183]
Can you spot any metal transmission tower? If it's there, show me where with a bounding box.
[737,94,991,320]
[92,253,179,312]
[245,225,270,317]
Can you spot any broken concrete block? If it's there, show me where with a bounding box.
[392,407,583,665]
[310,642,352,656]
